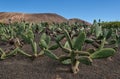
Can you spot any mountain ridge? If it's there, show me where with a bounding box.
[0,12,91,25]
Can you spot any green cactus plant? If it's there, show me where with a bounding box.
[55,29,90,74]
[54,28,116,74]
[0,21,118,74]
[0,47,32,60]
[39,33,59,58]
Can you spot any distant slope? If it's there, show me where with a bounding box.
[0,12,67,23]
[69,18,92,26]
[0,12,91,25]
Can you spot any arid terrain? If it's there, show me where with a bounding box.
[0,39,120,79]
[0,12,91,25]
[0,12,119,79]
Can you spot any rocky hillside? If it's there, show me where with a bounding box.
[69,18,91,26]
[0,12,91,25]
[0,12,67,23]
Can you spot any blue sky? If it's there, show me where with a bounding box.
[0,0,120,23]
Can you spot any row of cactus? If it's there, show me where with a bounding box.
[44,29,116,74]
[0,21,119,74]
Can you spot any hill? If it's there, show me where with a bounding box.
[0,12,91,25]
[69,18,91,26]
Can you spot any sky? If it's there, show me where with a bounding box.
[0,0,120,23]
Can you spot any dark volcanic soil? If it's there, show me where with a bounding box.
[0,38,120,79]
